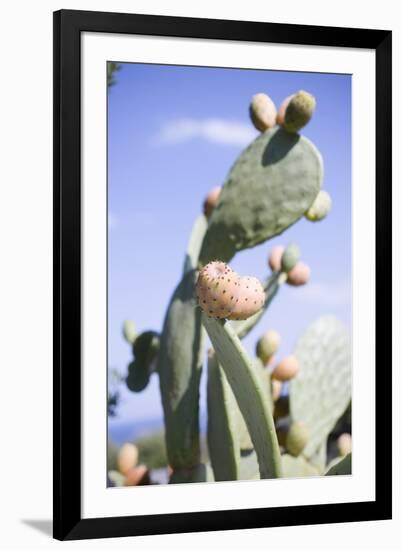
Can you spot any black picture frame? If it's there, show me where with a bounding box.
[53,9,392,541]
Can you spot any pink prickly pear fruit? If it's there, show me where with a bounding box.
[117,443,139,475]
[196,261,240,319]
[196,261,265,320]
[249,93,277,132]
[268,245,285,272]
[272,355,300,381]
[203,186,222,218]
[305,190,332,222]
[282,91,316,133]
[287,262,310,286]
[337,433,352,457]
[276,95,294,127]
[281,243,301,273]
[286,421,309,457]
[256,329,281,364]
[125,464,150,486]
[226,276,265,321]
[271,379,282,402]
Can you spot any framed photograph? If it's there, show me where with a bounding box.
[53,9,392,541]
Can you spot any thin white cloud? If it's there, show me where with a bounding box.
[153,118,257,147]
[293,280,351,308]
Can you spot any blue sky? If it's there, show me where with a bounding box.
[108,63,351,430]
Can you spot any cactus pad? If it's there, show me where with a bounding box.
[126,330,160,392]
[207,352,240,480]
[203,315,282,478]
[158,270,204,471]
[289,316,351,459]
[281,454,320,478]
[199,127,323,263]
[325,453,351,476]
[183,214,208,274]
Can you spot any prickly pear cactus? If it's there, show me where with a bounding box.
[305,190,332,222]
[199,127,323,264]
[289,316,351,459]
[234,357,273,455]
[281,243,300,273]
[281,454,320,478]
[196,261,265,321]
[170,463,215,484]
[286,421,309,457]
[207,352,240,481]
[239,449,260,480]
[231,271,282,339]
[183,214,208,274]
[325,453,351,476]
[203,315,282,479]
[157,213,208,478]
[126,330,160,392]
[158,270,204,472]
[282,91,316,133]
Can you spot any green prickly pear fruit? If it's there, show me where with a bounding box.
[203,186,222,218]
[196,261,265,320]
[272,379,282,402]
[256,329,281,364]
[305,190,332,221]
[272,355,300,381]
[117,443,139,475]
[337,433,352,457]
[249,93,277,132]
[286,421,309,457]
[123,320,137,344]
[287,262,310,286]
[281,243,301,273]
[268,245,285,272]
[280,91,316,133]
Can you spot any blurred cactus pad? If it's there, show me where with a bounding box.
[112,88,351,485]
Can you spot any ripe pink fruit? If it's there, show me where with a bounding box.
[268,245,285,272]
[117,443,138,475]
[276,95,294,127]
[203,186,222,218]
[287,262,310,286]
[249,93,277,132]
[125,465,150,486]
[337,433,352,456]
[196,261,265,320]
[272,355,300,381]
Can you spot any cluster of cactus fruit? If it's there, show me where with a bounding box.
[108,442,152,487]
[118,89,351,484]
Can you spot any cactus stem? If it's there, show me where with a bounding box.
[203,314,282,479]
